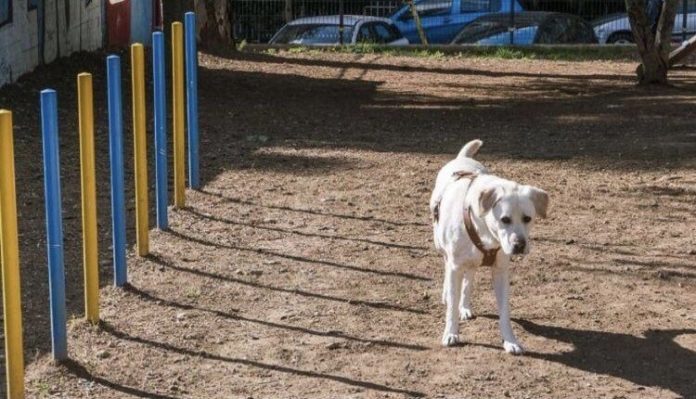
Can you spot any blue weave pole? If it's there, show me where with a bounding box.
[185,12,200,189]
[107,55,128,286]
[153,31,168,230]
[40,89,67,361]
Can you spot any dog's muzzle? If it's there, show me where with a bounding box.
[512,239,526,255]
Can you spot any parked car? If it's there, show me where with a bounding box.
[269,16,409,46]
[451,12,597,45]
[593,0,696,44]
[389,0,524,44]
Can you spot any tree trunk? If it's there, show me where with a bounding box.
[406,0,428,45]
[194,0,234,49]
[626,0,677,84]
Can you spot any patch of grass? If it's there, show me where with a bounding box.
[287,46,305,53]
[491,47,530,59]
[35,381,51,396]
[248,44,638,62]
[185,286,202,299]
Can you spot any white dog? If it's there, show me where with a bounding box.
[430,139,548,354]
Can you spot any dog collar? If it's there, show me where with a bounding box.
[464,206,499,267]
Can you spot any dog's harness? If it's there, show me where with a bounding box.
[433,171,500,267]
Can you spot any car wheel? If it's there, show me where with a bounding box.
[607,32,634,44]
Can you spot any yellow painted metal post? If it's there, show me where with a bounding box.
[0,110,25,399]
[131,43,149,256]
[172,22,186,208]
[77,73,99,323]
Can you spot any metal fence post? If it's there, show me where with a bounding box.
[185,12,200,190]
[153,31,168,230]
[683,0,688,43]
[0,109,25,399]
[509,0,515,45]
[40,89,68,361]
[107,55,128,287]
[339,0,345,45]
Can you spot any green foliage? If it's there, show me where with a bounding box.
[259,45,637,62]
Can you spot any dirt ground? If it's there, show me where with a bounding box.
[1,49,694,398]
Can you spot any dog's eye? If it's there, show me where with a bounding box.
[523,215,532,223]
[501,216,511,224]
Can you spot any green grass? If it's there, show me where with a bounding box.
[255,43,638,62]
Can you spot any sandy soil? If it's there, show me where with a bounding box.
[1,49,694,398]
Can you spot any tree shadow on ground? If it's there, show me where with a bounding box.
[62,359,180,399]
[200,189,424,227]
[99,321,426,397]
[208,49,636,81]
[197,50,696,191]
[123,284,429,351]
[146,251,428,315]
[514,318,696,398]
[182,207,428,251]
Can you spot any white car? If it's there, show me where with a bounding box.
[269,15,410,46]
[594,7,696,44]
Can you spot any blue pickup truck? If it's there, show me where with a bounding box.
[390,0,524,44]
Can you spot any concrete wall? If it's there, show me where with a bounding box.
[0,0,103,87]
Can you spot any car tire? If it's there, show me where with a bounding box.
[607,32,634,44]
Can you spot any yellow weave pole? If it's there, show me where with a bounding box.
[0,110,25,399]
[131,43,149,256]
[172,22,186,208]
[77,73,99,323]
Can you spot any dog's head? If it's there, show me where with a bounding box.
[478,183,549,256]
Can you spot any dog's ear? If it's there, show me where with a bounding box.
[479,187,501,215]
[527,186,549,218]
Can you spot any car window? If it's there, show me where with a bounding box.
[400,0,453,20]
[553,17,572,42]
[387,23,403,40]
[565,18,596,43]
[374,23,397,42]
[461,0,502,13]
[536,17,564,43]
[272,24,354,44]
[676,0,696,12]
[536,16,594,44]
[453,20,508,43]
[357,23,373,43]
[0,0,10,26]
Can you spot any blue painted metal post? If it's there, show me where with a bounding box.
[40,89,67,361]
[153,32,168,230]
[185,12,200,189]
[107,55,128,286]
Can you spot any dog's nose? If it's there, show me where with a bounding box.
[512,240,526,254]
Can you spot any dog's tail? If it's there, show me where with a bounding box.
[457,139,483,159]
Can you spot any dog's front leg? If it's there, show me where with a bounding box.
[442,263,463,346]
[492,260,524,355]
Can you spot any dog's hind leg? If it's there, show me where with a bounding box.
[459,268,476,320]
[442,263,464,346]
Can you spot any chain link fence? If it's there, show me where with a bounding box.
[229,0,696,46]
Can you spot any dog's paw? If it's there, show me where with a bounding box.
[441,333,460,347]
[503,341,525,355]
[459,308,475,320]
